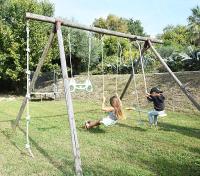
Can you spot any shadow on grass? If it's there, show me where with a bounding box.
[30,98,55,102]
[0,114,66,123]
[17,127,74,175]
[0,129,27,156]
[141,155,200,176]
[4,124,116,176]
[82,164,137,176]
[116,123,147,132]
[188,146,200,155]
[0,119,13,123]
[78,126,106,134]
[37,126,58,131]
[31,108,99,119]
[1,113,67,123]
[87,127,106,133]
[32,114,67,119]
[158,122,200,139]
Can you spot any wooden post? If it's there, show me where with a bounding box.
[25,12,163,44]
[56,21,83,176]
[14,26,56,129]
[148,40,200,111]
[120,64,136,100]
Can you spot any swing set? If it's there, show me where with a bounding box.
[68,32,93,93]
[13,12,200,176]
[127,40,167,121]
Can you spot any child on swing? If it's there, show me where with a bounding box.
[85,95,125,129]
[146,87,166,127]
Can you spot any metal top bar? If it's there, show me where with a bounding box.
[26,12,163,44]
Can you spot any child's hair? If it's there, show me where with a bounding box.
[110,96,125,120]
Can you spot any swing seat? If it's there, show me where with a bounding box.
[69,78,76,92]
[84,79,93,92]
[158,110,167,117]
[69,78,93,92]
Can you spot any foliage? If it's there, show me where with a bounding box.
[126,18,146,36]
[161,25,190,50]
[0,0,55,91]
[181,48,200,71]
[93,14,145,35]
[94,36,141,74]
[157,45,200,72]
[93,14,128,33]
[0,0,101,91]
[93,15,146,74]
[1,1,200,93]
[188,5,200,46]
[159,10,200,72]
[61,27,102,75]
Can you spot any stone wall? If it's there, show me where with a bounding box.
[53,71,200,113]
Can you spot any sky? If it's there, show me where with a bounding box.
[49,0,199,36]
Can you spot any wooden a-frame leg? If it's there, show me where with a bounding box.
[148,40,200,111]
[13,26,56,129]
[56,21,83,176]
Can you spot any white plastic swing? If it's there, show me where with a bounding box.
[157,110,167,117]
[69,77,93,92]
[68,32,93,93]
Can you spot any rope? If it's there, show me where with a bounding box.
[25,20,34,158]
[87,32,92,78]
[115,42,122,95]
[101,36,105,98]
[129,44,142,122]
[118,43,123,64]
[136,41,148,94]
[68,33,73,77]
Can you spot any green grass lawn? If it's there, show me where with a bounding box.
[0,98,199,176]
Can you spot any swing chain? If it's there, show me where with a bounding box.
[116,42,122,94]
[68,32,73,77]
[135,41,148,94]
[101,36,105,98]
[129,44,142,121]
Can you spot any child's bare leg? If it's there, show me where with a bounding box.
[87,120,101,129]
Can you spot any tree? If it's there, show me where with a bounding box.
[126,18,145,36]
[161,25,190,50]
[188,5,200,46]
[158,25,190,72]
[62,28,101,75]
[92,15,146,74]
[157,6,200,72]
[93,14,128,33]
[0,0,55,92]
[93,14,145,36]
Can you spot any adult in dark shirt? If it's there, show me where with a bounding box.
[146,87,165,127]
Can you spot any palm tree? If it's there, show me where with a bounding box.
[188,6,200,46]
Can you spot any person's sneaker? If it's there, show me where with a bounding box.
[85,121,90,129]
